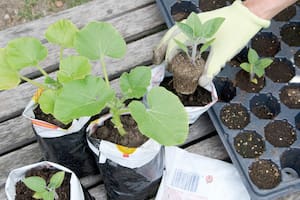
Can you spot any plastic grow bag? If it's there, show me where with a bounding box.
[87,114,164,200]
[5,161,94,200]
[23,97,99,178]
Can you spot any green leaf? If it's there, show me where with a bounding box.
[75,21,126,60]
[120,67,151,99]
[199,38,215,54]
[202,17,225,38]
[33,192,44,199]
[0,48,20,90]
[57,56,91,83]
[173,39,189,55]
[254,66,265,77]
[45,19,79,48]
[6,37,47,70]
[49,171,65,189]
[42,191,54,200]
[175,22,194,40]
[38,90,57,115]
[186,12,202,38]
[257,58,273,69]
[129,87,189,145]
[23,177,47,193]
[240,63,251,73]
[248,48,259,64]
[53,75,115,124]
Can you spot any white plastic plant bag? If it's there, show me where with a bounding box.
[156,147,250,200]
[5,161,85,200]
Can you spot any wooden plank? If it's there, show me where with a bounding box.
[0,0,155,47]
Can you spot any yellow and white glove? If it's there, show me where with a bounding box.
[153,0,270,87]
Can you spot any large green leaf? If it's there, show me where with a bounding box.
[176,22,194,40]
[42,191,55,200]
[186,12,202,38]
[248,48,259,64]
[45,19,78,48]
[23,176,46,193]
[129,87,188,145]
[174,39,189,55]
[120,67,151,99]
[240,63,251,73]
[202,17,225,38]
[49,171,65,189]
[57,56,91,83]
[0,48,20,90]
[6,37,47,70]
[54,75,115,124]
[38,90,57,115]
[74,21,126,60]
[256,58,273,69]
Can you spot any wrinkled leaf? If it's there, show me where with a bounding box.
[49,171,65,189]
[57,56,91,83]
[0,48,20,90]
[240,63,251,73]
[129,87,188,145]
[54,75,115,124]
[257,58,273,69]
[174,39,189,55]
[248,48,259,64]
[42,191,54,200]
[199,38,215,54]
[75,22,126,60]
[45,19,78,48]
[120,67,151,99]
[176,22,194,40]
[6,37,47,70]
[38,90,57,115]
[23,177,46,193]
[202,17,225,38]
[186,12,202,38]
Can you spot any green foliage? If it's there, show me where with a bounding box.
[23,171,65,200]
[240,48,273,83]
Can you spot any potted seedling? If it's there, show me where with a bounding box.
[5,161,93,200]
[0,19,98,177]
[236,48,273,93]
[50,21,189,199]
[154,12,222,123]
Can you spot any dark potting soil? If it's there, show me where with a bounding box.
[235,70,265,93]
[264,120,296,147]
[92,115,148,148]
[280,22,300,46]
[170,52,205,95]
[251,32,280,57]
[15,167,71,200]
[229,47,248,67]
[199,0,228,11]
[234,131,265,158]
[250,94,280,120]
[220,103,250,129]
[279,84,300,109]
[248,160,281,189]
[296,113,300,130]
[160,76,212,106]
[213,77,236,102]
[273,5,296,21]
[295,50,300,68]
[265,58,295,83]
[171,1,199,22]
[33,105,71,129]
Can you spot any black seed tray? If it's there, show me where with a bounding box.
[156,1,300,199]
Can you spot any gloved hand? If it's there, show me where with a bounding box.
[153,0,270,87]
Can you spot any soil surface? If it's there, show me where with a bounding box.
[0,0,92,31]
[220,103,250,129]
[33,105,71,129]
[248,159,281,189]
[170,52,205,95]
[15,166,71,200]
[250,94,280,119]
[279,84,300,109]
[265,58,295,83]
[171,1,199,22]
[199,0,232,12]
[92,115,148,148]
[264,120,296,147]
[280,22,300,46]
[235,70,265,93]
[273,4,296,21]
[234,130,265,158]
[160,76,212,106]
[251,32,281,57]
[295,50,300,68]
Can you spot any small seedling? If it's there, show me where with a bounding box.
[22,171,65,200]
[240,48,273,84]
[174,12,224,66]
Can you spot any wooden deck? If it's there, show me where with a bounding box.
[0,0,299,199]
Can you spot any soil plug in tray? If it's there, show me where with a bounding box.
[155,1,300,199]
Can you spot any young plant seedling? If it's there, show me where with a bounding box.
[174,12,225,67]
[22,171,65,200]
[240,48,273,84]
[53,21,189,145]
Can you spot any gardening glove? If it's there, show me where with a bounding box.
[153,0,270,87]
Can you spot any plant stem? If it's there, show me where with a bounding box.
[20,75,49,89]
[100,55,110,87]
[36,64,49,78]
[191,43,197,65]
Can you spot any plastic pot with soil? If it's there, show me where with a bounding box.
[5,161,94,200]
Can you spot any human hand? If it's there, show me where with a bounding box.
[153,0,270,87]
